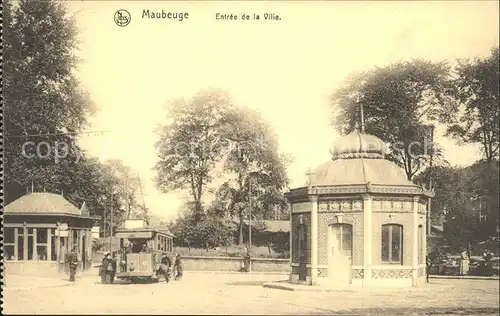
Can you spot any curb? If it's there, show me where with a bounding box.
[262,282,357,292]
[262,282,364,292]
[430,275,499,280]
[185,270,289,275]
[262,282,295,291]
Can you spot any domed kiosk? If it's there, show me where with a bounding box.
[3,192,100,276]
[286,123,434,287]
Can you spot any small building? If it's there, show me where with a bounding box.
[286,124,434,287]
[3,192,99,275]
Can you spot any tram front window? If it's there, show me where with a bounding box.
[129,239,150,253]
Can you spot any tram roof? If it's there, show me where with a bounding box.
[115,226,175,238]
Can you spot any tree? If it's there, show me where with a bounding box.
[55,157,131,236]
[466,160,500,239]
[154,89,234,222]
[104,159,148,223]
[3,0,94,203]
[415,161,500,250]
[445,47,500,239]
[2,0,143,237]
[415,165,475,250]
[200,215,235,251]
[446,47,499,163]
[215,107,291,244]
[331,59,455,180]
[169,203,234,250]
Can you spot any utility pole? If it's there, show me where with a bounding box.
[109,190,114,253]
[103,206,107,239]
[138,176,148,225]
[125,174,130,220]
[427,125,434,237]
[248,177,252,272]
[359,102,365,133]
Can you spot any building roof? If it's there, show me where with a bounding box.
[307,125,415,188]
[309,158,414,187]
[241,219,290,233]
[4,193,82,216]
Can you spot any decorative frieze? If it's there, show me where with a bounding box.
[418,203,427,215]
[317,200,363,213]
[330,201,340,211]
[353,201,363,211]
[383,200,393,209]
[341,201,352,211]
[372,200,414,213]
[403,201,412,210]
[286,184,434,202]
[318,202,329,212]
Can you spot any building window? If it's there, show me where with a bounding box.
[4,245,15,260]
[17,228,24,260]
[6,226,59,261]
[381,224,403,264]
[5,227,15,243]
[4,227,15,260]
[36,228,48,260]
[73,230,78,250]
[51,230,58,261]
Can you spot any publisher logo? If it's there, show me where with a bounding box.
[114,9,131,27]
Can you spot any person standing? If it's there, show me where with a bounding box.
[67,247,79,282]
[110,252,118,284]
[159,253,172,283]
[100,252,112,284]
[173,253,183,280]
[426,255,432,283]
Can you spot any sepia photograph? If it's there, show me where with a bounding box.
[1,0,499,314]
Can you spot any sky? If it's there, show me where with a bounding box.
[72,1,499,221]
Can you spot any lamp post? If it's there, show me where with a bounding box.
[108,188,119,254]
[426,124,435,237]
[248,177,253,272]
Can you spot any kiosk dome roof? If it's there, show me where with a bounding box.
[4,193,82,216]
[309,124,413,187]
[329,123,389,160]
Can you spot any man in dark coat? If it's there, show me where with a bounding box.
[174,253,183,280]
[426,255,432,283]
[100,252,113,284]
[67,247,79,282]
[110,252,118,284]
[159,253,172,283]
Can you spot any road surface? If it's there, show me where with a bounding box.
[4,272,499,314]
